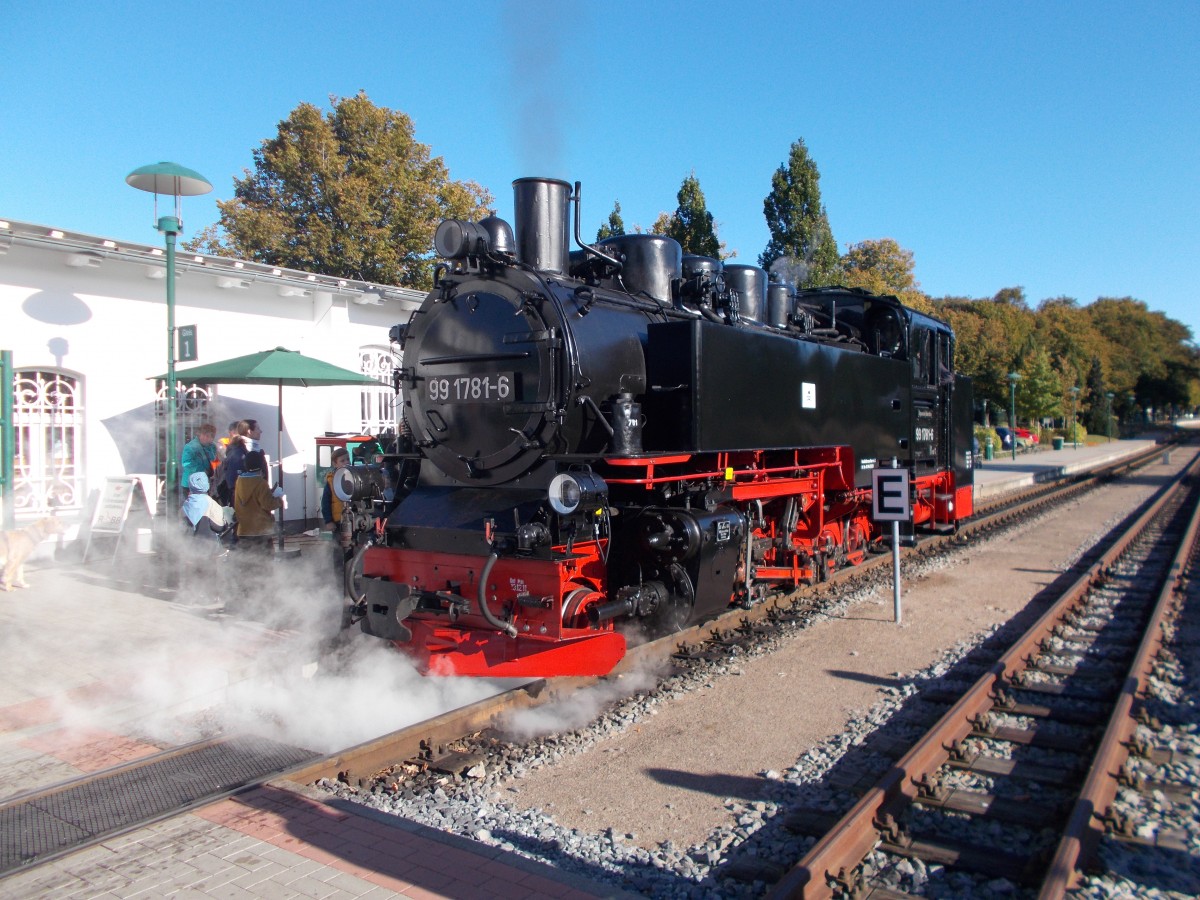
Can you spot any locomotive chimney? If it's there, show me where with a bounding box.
[512,177,571,274]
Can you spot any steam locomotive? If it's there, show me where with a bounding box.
[333,177,974,677]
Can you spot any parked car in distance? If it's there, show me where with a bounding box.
[1013,427,1039,444]
[994,427,1033,450]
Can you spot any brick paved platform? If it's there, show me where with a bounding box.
[0,527,631,897]
[1,783,623,898]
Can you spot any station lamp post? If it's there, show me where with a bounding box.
[1069,386,1080,450]
[1007,371,1022,460]
[125,162,212,513]
[1105,391,1115,442]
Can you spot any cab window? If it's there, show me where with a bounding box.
[911,327,933,386]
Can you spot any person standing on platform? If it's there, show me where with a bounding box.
[180,423,218,488]
[223,419,263,500]
[216,421,239,463]
[233,450,283,552]
[321,447,352,577]
[321,447,350,534]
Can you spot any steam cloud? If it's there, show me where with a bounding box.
[29,532,512,755]
[769,255,809,286]
[503,0,576,177]
[497,665,661,741]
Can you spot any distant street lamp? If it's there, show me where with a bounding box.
[1105,391,1115,442]
[1007,372,1022,460]
[125,162,212,513]
[1069,386,1081,450]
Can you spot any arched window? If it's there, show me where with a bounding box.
[359,345,399,435]
[153,381,217,490]
[13,369,84,513]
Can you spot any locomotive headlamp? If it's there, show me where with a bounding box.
[548,470,608,515]
[435,219,491,260]
[333,465,388,503]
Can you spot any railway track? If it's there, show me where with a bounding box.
[768,449,1200,898]
[296,442,1176,791]
[0,441,1177,882]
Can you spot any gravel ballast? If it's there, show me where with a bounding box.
[321,451,1198,897]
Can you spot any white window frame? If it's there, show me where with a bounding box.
[12,368,84,515]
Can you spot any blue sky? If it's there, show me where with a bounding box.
[3,1,1197,340]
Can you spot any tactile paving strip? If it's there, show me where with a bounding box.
[0,735,317,874]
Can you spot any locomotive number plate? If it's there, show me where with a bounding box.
[428,373,515,403]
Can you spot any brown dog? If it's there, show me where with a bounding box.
[0,517,65,591]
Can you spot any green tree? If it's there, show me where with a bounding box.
[759,138,840,286]
[1084,356,1110,435]
[840,238,932,313]
[596,200,625,241]
[992,286,1028,307]
[660,173,721,258]
[1016,346,1062,425]
[1137,360,1199,419]
[185,91,492,289]
[1087,298,1200,401]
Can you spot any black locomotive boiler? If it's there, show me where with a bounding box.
[335,177,974,677]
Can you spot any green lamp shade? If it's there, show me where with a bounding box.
[126,161,212,196]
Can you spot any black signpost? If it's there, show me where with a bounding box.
[871,459,911,624]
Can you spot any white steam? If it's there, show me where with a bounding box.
[769,254,809,286]
[503,0,578,176]
[497,664,662,742]
[38,532,511,754]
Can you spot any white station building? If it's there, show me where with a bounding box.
[0,217,424,547]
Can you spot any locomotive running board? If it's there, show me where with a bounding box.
[402,623,627,678]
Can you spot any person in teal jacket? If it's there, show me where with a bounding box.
[180,422,218,488]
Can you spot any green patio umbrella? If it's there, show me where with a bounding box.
[157,346,379,491]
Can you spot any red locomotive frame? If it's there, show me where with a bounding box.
[361,448,971,677]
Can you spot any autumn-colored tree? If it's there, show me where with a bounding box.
[931,289,1036,412]
[1033,297,1107,393]
[759,139,840,286]
[184,92,492,290]
[1086,297,1165,394]
[840,238,932,313]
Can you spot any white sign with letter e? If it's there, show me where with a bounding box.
[871,467,911,522]
[871,464,910,624]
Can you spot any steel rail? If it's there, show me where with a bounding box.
[1038,465,1200,898]
[767,450,1200,899]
